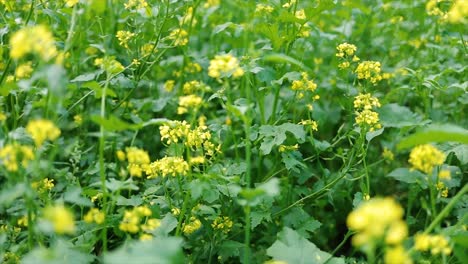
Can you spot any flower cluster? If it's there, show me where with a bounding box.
[159,121,219,155]
[94,56,125,74]
[146,156,189,178]
[168,29,189,46]
[124,0,148,10]
[414,233,452,255]
[182,216,202,235]
[336,42,359,69]
[31,178,54,194]
[42,204,75,235]
[119,206,160,238]
[447,0,468,24]
[116,30,136,49]
[291,72,318,99]
[255,4,274,14]
[84,208,105,224]
[208,54,244,79]
[178,94,203,115]
[182,80,210,94]
[9,25,58,61]
[353,93,381,131]
[211,216,233,234]
[347,197,408,249]
[408,144,445,174]
[26,119,61,147]
[0,143,35,172]
[355,61,382,84]
[119,147,151,177]
[15,62,33,79]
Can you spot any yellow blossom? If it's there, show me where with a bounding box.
[31,178,55,194]
[9,25,58,61]
[182,216,202,235]
[15,62,33,79]
[26,119,61,147]
[347,197,406,247]
[212,216,233,234]
[414,233,452,255]
[124,0,148,10]
[408,145,445,174]
[336,43,357,58]
[355,109,381,131]
[355,61,382,84]
[66,0,79,7]
[147,156,189,178]
[384,245,413,264]
[73,114,83,125]
[447,0,468,23]
[164,80,176,92]
[124,147,151,177]
[42,204,75,234]
[116,30,136,49]
[255,4,274,13]
[208,54,244,79]
[295,9,306,20]
[168,29,189,46]
[84,208,105,224]
[0,143,35,172]
[354,93,381,110]
[178,94,203,115]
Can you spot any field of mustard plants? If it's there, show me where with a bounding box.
[0,0,467,263]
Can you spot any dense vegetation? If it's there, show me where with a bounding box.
[0,0,467,263]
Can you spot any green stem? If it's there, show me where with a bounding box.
[427,174,437,221]
[99,74,111,252]
[243,205,251,264]
[424,184,468,234]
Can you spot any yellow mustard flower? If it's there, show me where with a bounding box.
[177,94,203,115]
[336,42,357,58]
[42,204,75,234]
[0,143,35,172]
[116,30,136,49]
[384,245,413,264]
[26,119,61,147]
[208,54,244,79]
[355,61,383,84]
[9,25,58,61]
[212,216,233,234]
[182,216,202,235]
[408,144,445,174]
[347,197,407,247]
[84,208,105,224]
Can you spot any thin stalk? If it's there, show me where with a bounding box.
[99,74,111,252]
[424,184,468,234]
[243,205,251,264]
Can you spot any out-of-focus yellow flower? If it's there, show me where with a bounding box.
[203,0,219,8]
[347,197,407,247]
[66,0,79,7]
[15,62,33,79]
[26,119,61,147]
[119,206,158,234]
[9,25,58,61]
[177,94,203,115]
[208,54,244,79]
[43,204,75,234]
[125,147,151,177]
[84,208,105,224]
[384,245,413,264]
[255,4,274,13]
[408,144,445,174]
[447,0,468,23]
[147,156,189,178]
[0,143,35,172]
[414,233,452,255]
[31,178,55,194]
[168,29,188,46]
[124,0,148,10]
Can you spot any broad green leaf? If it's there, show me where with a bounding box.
[91,115,141,131]
[378,104,427,128]
[397,124,468,150]
[387,168,428,189]
[281,151,307,173]
[82,81,117,98]
[238,178,279,207]
[251,210,272,229]
[70,73,95,82]
[63,186,93,207]
[267,227,344,264]
[259,123,306,155]
[263,53,312,72]
[115,195,143,206]
[366,128,384,142]
[103,237,185,264]
[22,240,94,264]
[283,208,321,239]
[446,144,468,165]
[105,178,139,192]
[0,183,26,206]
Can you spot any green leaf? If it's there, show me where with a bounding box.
[22,240,94,264]
[82,81,117,98]
[446,144,468,165]
[105,178,139,192]
[115,195,143,206]
[259,123,305,155]
[266,227,344,264]
[0,183,26,206]
[263,53,312,72]
[397,124,468,150]
[281,151,306,173]
[387,168,428,189]
[251,210,272,229]
[63,186,93,207]
[91,115,141,131]
[70,73,95,82]
[378,104,427,128]
[366,128,384,142]
[103,237,185,264]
